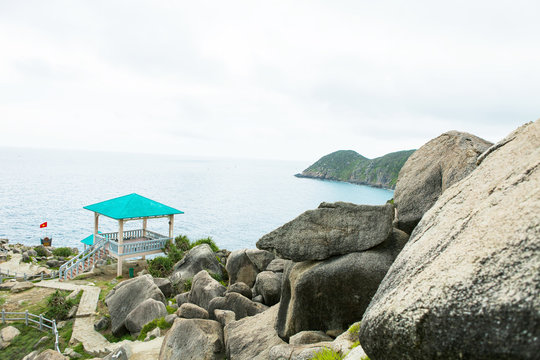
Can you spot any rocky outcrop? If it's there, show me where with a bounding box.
[105,274,166,336]
[276,228,408,339]
[169,244,222,290]
[153,277,174,298]
[359,121,540,359]
[257,202,394,262]
[189,270,227,310]
[125,298,168,335]
[208,292,268,320]
[224,304,285,360]
[266,258,291,273]
[289,330,333,345]
[226,282,252,299]
[177,303,209,319]
[34,349,68,360]
[253,271,282,306]
[394,131,492,233]
[0,325,20,349]
[226,249,274,287]
[159,318,223,360]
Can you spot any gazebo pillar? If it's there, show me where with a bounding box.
[117,219,124,277]
[94,213,99,243]
[168,215,174,239]
[141,218,148,260]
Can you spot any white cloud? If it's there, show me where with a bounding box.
[0,0,538,160]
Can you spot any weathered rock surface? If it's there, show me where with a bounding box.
[208,292,268,321]
[360,121,540,360]
[34,349,68,360]
[214,309,236,327]
[159,318,223,360]
[226,281,252,299]
[394,130,492,233]
[225,304,285,360]
[277,228,408,338]
[225,249,259,287]
[257,202,394,261]
[0,325,20,349]
[189,270,227,310]
[174,292,190,306]
[289,330,333,345]
[269,342,334,360]
[245,249,275,272]
[11,281,34,293]
[153,277,174,298]
[125,298,168,335]
[177,303,209,319]
[266,258,291,273]
[105,274,166,336]
[254,271,282,306]
[169,244,222,290]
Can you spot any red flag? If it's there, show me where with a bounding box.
[40,222,47,228]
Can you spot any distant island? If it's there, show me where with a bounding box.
[295,149,415,189]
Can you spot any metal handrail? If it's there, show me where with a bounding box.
[59,236,109,280]
[1,309,60,352]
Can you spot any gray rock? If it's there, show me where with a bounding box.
[159,318,223,360]
[226,281,252,299]
[266,258,291,273]
[66,305,78,319]
[252,295,263,303]
[11,281,34,293]
[164,314,178,325]
[214,309,236,327]
[22,252,30,262]
[105,274,166,336]
[394,130,492,233]
[257,202,394,261]
[225,249,259,287]
[208,292,268,321]
[153,277,174,298]
[269,342,334,360]
[27,249,37,257]
[103,345,131,360]
[254,271,282,306]
[64,348,82,359]
[225,304,285,360]
[22,350,39,360]
[125,298,168,335]
[144,327,161,341]
[46,259,62,268]
[189,270,227,310]
[94,316,110,331]
[289,330,333,345]
[174,292,190,306]
[169,244,223,291]
[245,249,275,272]
[177,303,209,319]
[277,228,408,339]
[34,349,68,360]
[0,325,20,348]
[359,121,540,360]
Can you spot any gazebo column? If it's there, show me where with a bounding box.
[141,218,147,260]
[117,219,124,277]
[169,215,174,239]
[94,213,99,242]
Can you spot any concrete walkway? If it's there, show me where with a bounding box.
[35,280,113,356]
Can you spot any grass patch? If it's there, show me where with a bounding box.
[311,347,344,360]
[183,278,192,292]
[147,256,173,278]
[190,237,219,252]
[44,290,77,321]
[166,305,176,315]
[137,317,171,341]
[71,343,95,359]
[0,323,54,359]
[104,332,133,343]
[209,272,227,287]
[348,322,360,337]
[52,247,73,257]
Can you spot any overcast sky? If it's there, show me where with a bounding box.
[0,1,538,161]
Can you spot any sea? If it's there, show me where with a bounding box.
[0,147,393,251]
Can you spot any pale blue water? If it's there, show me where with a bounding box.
[0,148,393,251]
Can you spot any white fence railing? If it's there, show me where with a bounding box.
[58,237,109,281]
[1,309,60,353]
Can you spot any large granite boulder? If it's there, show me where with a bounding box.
[394,130,492,233]
[359,121,540,360]
[169,244,222,290]
[277,228,408,339]
[125,298,168,335]
[152,277,174,298]
[257,202,394,262]
[159,318,223,360]
[177,303,209,319]
[254,271,282,306]
[208,292,268,320]
[226,281,253,299]
[225,304,285,360]
[34,349,68,360]
[105,274,166,336]
[226,249,273,287]
[189,270,227,310]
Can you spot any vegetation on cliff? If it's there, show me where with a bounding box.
[296,149,415,189]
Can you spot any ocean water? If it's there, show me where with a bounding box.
[0,147,393,251]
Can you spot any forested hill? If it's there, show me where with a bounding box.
[295,149,415,189]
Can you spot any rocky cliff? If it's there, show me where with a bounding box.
[296,149,415,189]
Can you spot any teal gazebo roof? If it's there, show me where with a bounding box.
[81,232,102,246]
[83,193,184,220]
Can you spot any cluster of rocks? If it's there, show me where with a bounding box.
[0,240,79,274]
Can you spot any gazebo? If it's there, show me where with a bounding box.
[83,193,184,276]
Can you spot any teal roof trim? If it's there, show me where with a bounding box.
[83,193,184,220]
[81,232,101,246]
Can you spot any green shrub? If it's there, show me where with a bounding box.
[310,347,344,360]
[44,290,76,320]
[348,322,361,337]
[148,256,173,278]
[166,305,176,314]
[164,241,184,263]
[190,237,219,252]
[137,317,172,341]
[184,278,192,292]
[174,235,191,251]
[34,246,48,257]
[52,247,72,257]
[209,272,227,287]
